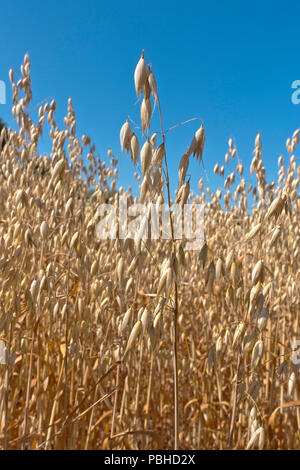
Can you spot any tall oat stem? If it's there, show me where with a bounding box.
[157,96,180,450]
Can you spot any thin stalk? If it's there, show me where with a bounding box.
[22,329,35,449]
[157,96,180,450]
[133,341,144,432]
[110,364,120,438]
[228,353,241,449]
[63,254,71,448]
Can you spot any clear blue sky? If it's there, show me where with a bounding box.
[1,0,300,198]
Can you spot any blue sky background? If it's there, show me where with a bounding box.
[1,0,300,199]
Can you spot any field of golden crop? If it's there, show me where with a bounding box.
[0,52,299,450]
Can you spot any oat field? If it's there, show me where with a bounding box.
[0,51,299,450]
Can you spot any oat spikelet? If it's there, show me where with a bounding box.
[123,320,142,357]
[288,372,296,397]
[265,193,283,220]
[150,132,157,147]
[120,119,132,153]
[269,225,281,249]
[188,124,205,162]
[251,340,264,370]
[246,427,265,450]
[153,143,165,168]
[141,97,152,133]
[130,133,139,166]
[40,221,49,240]
[245,222,262,242]
[251,260,263,285]
[140,139,152,176]
[134,53,147,98]
[148,67,158,102]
